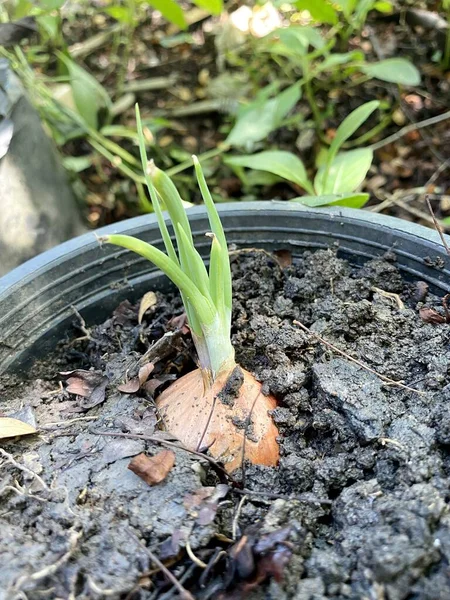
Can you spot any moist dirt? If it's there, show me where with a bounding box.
[2,248,450,599]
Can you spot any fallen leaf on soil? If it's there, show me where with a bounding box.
[60,369,108,409]
[183,484,229,525]
[0,417,37,440]
[117,379,140,394]
[113,299,137,325]
[273,249,292,268]
[138,291,157,324]
[167,313,189,334]
[118,363,156,394]
[143,375,176,396]
[419,307,447,324]
[128,450,175,485]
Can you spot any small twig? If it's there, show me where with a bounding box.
[228,247,285,269]
[71,305,91,339]
[372,287,405,310]
[126,528,195,600]
[396,198,438,226]
[186,537,207,569]
[232,494,247,540]
[91,431,237,484]
[0,448,48,490]
[231,487,332,506]
[122,75,178,93]
[196,393,217,453]
[424,157,450,188]
[11,528,82,592]
[426,195,450,257]
[41,416,98,430]
[369,110,450,152]
[69,24,122,58]
[293,320,425,395]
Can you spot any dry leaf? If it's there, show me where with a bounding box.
[274,249,292,268]
[117,379,140,394]
[138,291,157,324]
[419,307,447,324]
[0,417,37,440]
[128,450,175,485]
[143,375,176,396]
[60,369,108,409]
[118,363,155,394]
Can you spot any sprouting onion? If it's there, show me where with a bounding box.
[99,105,279,472]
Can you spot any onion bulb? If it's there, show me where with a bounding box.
[157,366,279,472]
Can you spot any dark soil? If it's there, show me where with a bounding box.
[2,248,450,599]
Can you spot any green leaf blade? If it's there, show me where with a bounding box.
[225,150,314,194]
[291,193,369,208]
[101,234,216,325]
[361,58,421,86]
[314,148,373,194]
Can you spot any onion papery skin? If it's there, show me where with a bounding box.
[156,367,280,472]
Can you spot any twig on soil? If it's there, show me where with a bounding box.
[369,110,450,152]
[10,528,82,593]
[186,536,208,569]
[232,494,248,540]
[122,75,178,93]
[87,577,133,597]
[0,483,48,504]
[126,527,195,600]
[293,320,425,395]
[228,247,285,269]
[372,287,405,310]
[91,431,238,484]
[231,487,332,506]
[69,24,122,58]
[426,195,450,257]
[41,416,98,430]
[71,305,91,340]
[0,448,48,490]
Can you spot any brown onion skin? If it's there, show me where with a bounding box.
[156,367,280,472]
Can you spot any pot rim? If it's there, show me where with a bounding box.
[0,201,448,296]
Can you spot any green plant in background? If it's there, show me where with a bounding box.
[442,0,450,70]
[226,100,379,208]
[105,0,223,32]
[294,0,393,39]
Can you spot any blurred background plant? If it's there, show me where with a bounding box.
[0,0,448,229]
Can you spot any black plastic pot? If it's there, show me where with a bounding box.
[1,202,450,375]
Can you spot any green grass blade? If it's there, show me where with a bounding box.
[176,223,212,302]
[193,156,232,314]
[135,105,179,265]
[101,234,216,326]
[151,164,193,244]
[208,233,225,324]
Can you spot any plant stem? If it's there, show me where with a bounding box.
[166,145,229,177]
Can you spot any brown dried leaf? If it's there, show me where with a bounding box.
[273,249,292,268]
[143,375,176,395]
[61,369,105,398]
[0,417,37,440]
[419,307,447,324]
[128,450,175,485]
[184,484,229,525]
[168,313,189,334]
[117,379,140,394]
[139,362,155,385]
[118,363,155,394]
[113,299,137,325]
[138,291,157,324]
